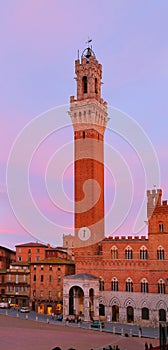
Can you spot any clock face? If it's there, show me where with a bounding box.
[78,227,91,241]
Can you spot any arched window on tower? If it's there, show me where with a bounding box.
[159,223,164,232]
[95,78,98,94]
[157,246,164,260]
[82,76,87,93]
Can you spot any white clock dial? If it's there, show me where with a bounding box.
[78,226,91,241]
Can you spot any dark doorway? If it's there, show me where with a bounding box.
[127,306,134,323]
[112,305,119,322]
[159,309,166,322]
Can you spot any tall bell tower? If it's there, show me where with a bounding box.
[69,43,108,247]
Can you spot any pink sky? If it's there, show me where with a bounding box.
[1,0,168,250]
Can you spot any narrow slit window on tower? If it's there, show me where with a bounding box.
[83,131,85,139]
[82,76,87,93]
[159,223,164,232]
[95,78,98,93]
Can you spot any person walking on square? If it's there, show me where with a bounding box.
[145,342,148,350]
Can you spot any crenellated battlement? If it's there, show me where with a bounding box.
[105,235,147,241]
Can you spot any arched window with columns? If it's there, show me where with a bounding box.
[125,246,133,260]
[111,277,118,291]
[126,277,133,292]
[158,279,165,294]
[141,278,149,293]
[140,246,148,260]
[111,246,118,259]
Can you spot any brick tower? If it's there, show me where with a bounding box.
[69,44,108,246]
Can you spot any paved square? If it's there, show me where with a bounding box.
[0,315,159,350]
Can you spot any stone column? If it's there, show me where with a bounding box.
[94,296,99,319]
[63,294,69,320]
[84,296,90,321]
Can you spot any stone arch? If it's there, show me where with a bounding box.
[141,299,150,309]
[63,274,100,322]
[69,285,84,317]
[156,300,167,311]
[109,297,121,307]
[109,297,120,322]
[124,298,136,308]
[98,296,107,306]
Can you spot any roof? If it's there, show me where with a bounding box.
[30,257,75,265]
[0,246,15,253]
[64,273,99,280]
[10,262,29,267]
[15,242,48,248]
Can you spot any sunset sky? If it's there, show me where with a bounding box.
[1,1,168,250]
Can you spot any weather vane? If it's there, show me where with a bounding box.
[86,37,92,48]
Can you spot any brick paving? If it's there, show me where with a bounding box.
[0,315,159,350]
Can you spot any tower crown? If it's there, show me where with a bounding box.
[71,44,105,105]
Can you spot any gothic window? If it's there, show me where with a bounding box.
[111,246,118,259]
[142,307,149,320]
[111,277,118,291]
[141,278,149,293]
[157,246,164,260]
[159,223,164,232]
[125,246,133,259]
[99,277,104,291]
[158,279,165,294]
[82,76,87,93]
[126,277,133,292]
[140,246,148,260]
